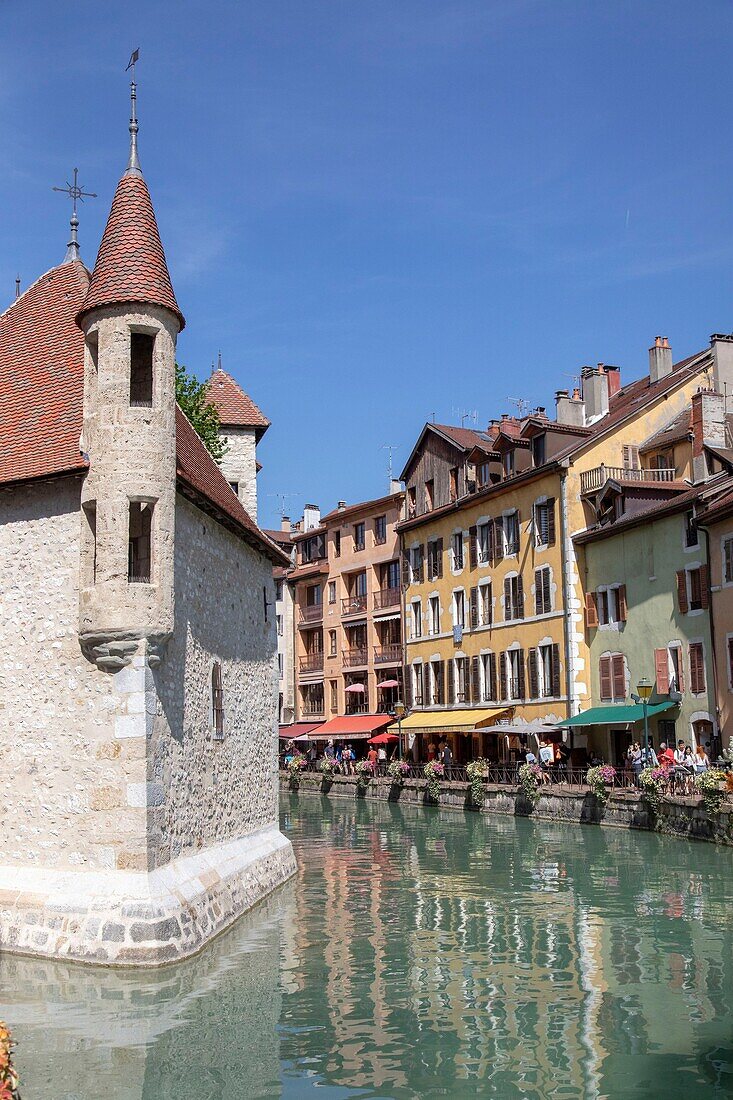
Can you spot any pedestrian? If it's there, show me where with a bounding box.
[307,741,317,765]
[627,742,642,786]
[427,742,437,763]
[325,739,335,761]
[367,744,379,768]
[377,744,387,775]
[538,739,554,783]
[442,740,453,778]
[681,745,696,794]
[694,743,709,774]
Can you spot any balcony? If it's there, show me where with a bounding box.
[343,647,369,668]
[580,465,677,495]
[345,701,369,715]
[342,595,368,616]
[299,603,323,624]
[299,653,324,674]
[301,700,325,717]
[373,587,400,611]
[374,643,402,665]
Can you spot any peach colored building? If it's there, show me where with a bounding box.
[700,485,733,747]
[290,488,405,729]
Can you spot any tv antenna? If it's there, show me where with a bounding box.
[382,443,398,485]
[506,397,530,417]
[452,407,478,427]
[563,372,582,391]
[267,491,300,519]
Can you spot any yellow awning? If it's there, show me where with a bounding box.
[390,708,512,734]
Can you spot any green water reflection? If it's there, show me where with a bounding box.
[2,795,732,1098]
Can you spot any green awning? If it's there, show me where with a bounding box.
[559,701,677,728]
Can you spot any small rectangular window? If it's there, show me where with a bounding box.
[354,522,365,551]
[685,510,698,549]
[129,332,155,407]
[211,661,224,740]
[128,501,152,583]
[229,481,239,495]
[328,580,337,604]
[449,467,459,502]
[83,502,97,584]
[374,515,387,544]
[724,538,733,584]
[532,434,546,467]
[329,630,337,656]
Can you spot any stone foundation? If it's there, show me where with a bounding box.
[0,825,295,966]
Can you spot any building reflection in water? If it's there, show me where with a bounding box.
[2,796,732,1099]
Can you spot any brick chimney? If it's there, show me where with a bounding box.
[555,389,585,427]
[691,388,726,482]
[649,336,673,383]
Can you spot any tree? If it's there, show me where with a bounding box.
[175,363,227,463]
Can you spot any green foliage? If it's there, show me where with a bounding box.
[319,758,336,778]
[518,762,543,807]
[638,766,665,815]
[424,760,445,802]
[355,760,375,791]
[694,769,729,815]
[466,758,489,808]
[175,362,227,463]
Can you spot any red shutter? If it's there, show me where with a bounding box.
[516,574,525,619]
[611,654,626,701]
[700,564,709,609]
[469,526,478,569]
[599,656,612,701]
[470,587,479,629]
[617,585,627,623]
[546,498,556,546]
[585,592,599,628]
[676,570,688,614]
[528,649,538,699]
[471,656,481,702]
[517,649,526,699]
[551,643,561,698]
[690,644,706,694]
[654,648,670,694]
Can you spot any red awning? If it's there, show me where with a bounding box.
[307,714,393,741]
[279,722,324,740]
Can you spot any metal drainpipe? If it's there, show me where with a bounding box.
[559,466,576,722]
[700,524,722,752]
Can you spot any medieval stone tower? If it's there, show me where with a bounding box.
[77,82,182,671]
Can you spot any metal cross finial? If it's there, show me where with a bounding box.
[125,48,142,177]
[52,168,97,263]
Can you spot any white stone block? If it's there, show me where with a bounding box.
[115,714,145,739]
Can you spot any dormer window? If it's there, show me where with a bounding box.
[130,331,155,407]
[531,434,546,467]
[503,451,514,478]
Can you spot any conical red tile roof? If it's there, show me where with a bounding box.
[206,368,270,436]
[77,174,184,330]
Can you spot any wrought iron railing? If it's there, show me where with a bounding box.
[373,587,400,610]
[343,648,368,668]
[374,643,402,664]
[299,653,324,673]
[342,595,368,616]
[299,604,323,623]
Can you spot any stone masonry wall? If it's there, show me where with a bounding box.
[0,477,148,873]
[147,496,280,869]
[218,426,258,523]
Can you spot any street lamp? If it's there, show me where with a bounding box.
[394,700,406,761]
[637,677,653,768]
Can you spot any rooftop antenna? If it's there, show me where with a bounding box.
[14,276,20,300]
[125,48,142,177]
[52,167,97,263]
[382,443,398,486]
[461,409,478,428]
[563,371,582,390]
[267,491,300,519]
[506,397,530,417]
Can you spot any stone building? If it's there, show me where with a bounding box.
[206,359,270,523]
[0,82,295,965]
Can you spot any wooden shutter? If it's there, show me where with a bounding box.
[402,550,411,588]
[676,570,688,614]
[471,655,481,702]
[494,518,504,562]
[585,592,599,627]
[447,660,455,705]
[404,665,412,708]
[499,651,507,701]
[543,569,551,613]
[436,660,445,705]
[417,545,425,584]
[488,653,497,700]
[617,585,627,622]
[517,649,526,699]
[611,654,625,701]
[599,656,612,701]
[528,649,538,699]
[469,525,478,569]
[551,643,561,697]
[535,569,542,616]
[436,538,443,579]
[700,564,709,609]
[516,574,525,619]
[415,664,424,706]
[487,520,495,564]
[690,644,706,694]
[470,586,479,629]
[675,649,685,692]
[654,648,670,694]
[546,498,556,546]
[622,444,639,469]
[504,576,512,619]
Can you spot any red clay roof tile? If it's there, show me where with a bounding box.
[77,174,184,330]
[206,368,270,434]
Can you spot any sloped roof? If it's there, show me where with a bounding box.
[77,174,184,330]
[206,368,270,437]
[0,261,90,485]
[639,406,693,452]
[399,422,497,482]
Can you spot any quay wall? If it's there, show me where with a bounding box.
[279,773,733,847]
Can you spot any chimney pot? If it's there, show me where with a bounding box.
[337,500,346,510]
[649,336,673,383]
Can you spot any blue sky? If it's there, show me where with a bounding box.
[4,1,733,528]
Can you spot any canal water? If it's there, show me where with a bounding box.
[2,794,733,1099]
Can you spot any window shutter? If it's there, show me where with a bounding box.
[437,660,445,704]
[415,664,424,706]
[528,649,538,699]
[447,660,455,705]
[494,518,504,562]
[676,650,685,692]
[654,648,669,694]
[546,498,556,546]
[499,652,507,701]
[543,569,552,614]
[690,644,706,694]
[534,569,542,616]
[599,656,612,701]
[402,550,411,588]
[469,525,478,569]
[622,444,639,469]
[517,649,526,699]
[404,667,412,708]
[551,643,561,698]
[470,586,479,628]
[471,656,481,703]
[487,520,495,564]
[504,576,512,618]
[700,564,709,609]
[488,653,497,700]
[676,570,688,614]
[436,538,443,579]
[611,654,625,701]
[689,646,698,694]
[617,585,627,622]
[585,592,599,628]
[417,545,425,583]
[516,574,525,619]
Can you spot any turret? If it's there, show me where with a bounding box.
[77,78,184,670]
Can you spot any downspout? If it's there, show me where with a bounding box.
[559,465,576,720]
[700,524,722,751]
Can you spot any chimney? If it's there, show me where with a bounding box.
[691,388,726,482]
[711,334,733,404]
[337,500,347,511]
[582,365,611,421]
[280,515,290,533]
[303,504,321,530]
[389,479,402,496]
[649,336,673,383]
[555,389,585,427]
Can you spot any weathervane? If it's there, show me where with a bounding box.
[125,48,142,176]
[52,167,97,263]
